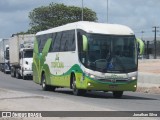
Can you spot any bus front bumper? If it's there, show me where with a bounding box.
[77,76,137,92]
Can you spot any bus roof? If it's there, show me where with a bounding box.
[36,21,134,36]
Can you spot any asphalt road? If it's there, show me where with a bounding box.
[0,72,160,111]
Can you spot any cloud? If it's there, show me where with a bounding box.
[0,0,160,38]
[106,0,160,37]
[0,0,32,12]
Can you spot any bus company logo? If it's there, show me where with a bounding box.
[109,74,124,83]
[110,74,118,79]
[51,54,64,68]
[109,74,119,83]
[55,54,59,61]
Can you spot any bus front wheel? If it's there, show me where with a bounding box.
[72,74,86,96]
[113,91,123,98]
[42,74,47,91]
[41,74,55,91]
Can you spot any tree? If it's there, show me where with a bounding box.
[28,3,97,33]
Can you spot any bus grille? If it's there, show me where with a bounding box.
[98,78,129,83]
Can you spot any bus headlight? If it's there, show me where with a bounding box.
[88,82,91,86]
[84,72,95,79]
[131,76,137,80]
[90,74,95,79]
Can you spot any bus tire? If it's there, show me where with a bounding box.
[113,91,123,98]
[72,74,86,96]
[41,73,55,91]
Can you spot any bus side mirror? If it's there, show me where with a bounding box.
[82,35,88,52]
[136,38,145,55]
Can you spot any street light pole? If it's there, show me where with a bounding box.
[107,0,109,23]
[82,0,84,21]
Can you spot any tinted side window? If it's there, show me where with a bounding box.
[48,30,75,52]
[52,32,62,52]
[77,29,86,53]
[37,34,53,53]
[60,31,68,51]
[46,33,52,40]
[60,30,75,52]
[36,36,41,51]
[77,29,87,65]
[67,30,75,51]
[39,35,48,53]
[49,33,56,52]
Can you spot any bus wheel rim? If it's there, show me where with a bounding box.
[42,78,46,88]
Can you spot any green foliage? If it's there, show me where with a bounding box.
[13,31,27,36]
[28,3,97,33]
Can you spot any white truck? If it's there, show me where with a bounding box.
[9,34,35,80]
[0,38,10,73]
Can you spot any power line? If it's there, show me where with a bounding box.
[133,29,153,34]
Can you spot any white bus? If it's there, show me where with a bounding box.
[33,21,140,98]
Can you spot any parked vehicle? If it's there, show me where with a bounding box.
[9,34,35,79]
[0,38,10,73]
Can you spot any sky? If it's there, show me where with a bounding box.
[0,0,160,39]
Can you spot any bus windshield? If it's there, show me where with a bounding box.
[79,34,137,73]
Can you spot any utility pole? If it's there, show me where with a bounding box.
[146,41,149,59]
[152,26,159,59]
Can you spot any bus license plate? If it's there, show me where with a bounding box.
[109,85,118,88]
